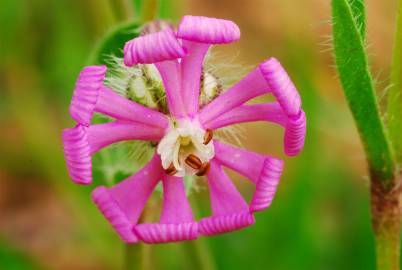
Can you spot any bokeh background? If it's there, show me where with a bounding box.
[0,0,399,269]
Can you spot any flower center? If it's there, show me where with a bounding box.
[157,118,215,177]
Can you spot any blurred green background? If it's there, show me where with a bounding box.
[0,0,399,269]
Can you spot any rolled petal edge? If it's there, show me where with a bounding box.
[134,222,199,244]
[259,58,302,117]
[69,65,107,126]
[62,125,92,185]
[284,110,307,156]
[199,211,255,236]
[92,186,138,243]
[124,29,186,66]
[177,15,240,44]
[250,157,283,212]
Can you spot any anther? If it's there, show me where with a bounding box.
[185,154,202,170]
[165,163,177,176]
[203,129,213,145]
[196,162,210,176]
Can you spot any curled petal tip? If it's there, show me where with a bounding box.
[92,186,138,243]
[284,110,306,156]
[177,15,240,44]
[69,65,106,126]
[62,125,92,185]
[199,211,255,236]
[250,158,283,212]
[134,222,199,244]
[259,58,302,117]
[124,28,186,66]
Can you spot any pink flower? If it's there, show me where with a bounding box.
[62,15,306,244]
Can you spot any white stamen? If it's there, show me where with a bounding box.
[157,118,215,177]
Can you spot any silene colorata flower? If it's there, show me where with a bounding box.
[62,15,306,244]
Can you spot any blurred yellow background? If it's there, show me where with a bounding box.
[0,0,399,269]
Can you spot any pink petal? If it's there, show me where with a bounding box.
[91,154,163,243]
[250,158,283,212]
[284,110,306,156]
[204,102,287,130]
[199,67,268,124]
[69,65,106,126]
[199,161,254,236]
[69,66,168,128]
[62,125,91,185]
[134,223,199,244]
[62,122,163,184]
[260,58,302,117]
[199,58,302,125]
[177,15,240,44]
[213,141,283,212]
[124,28,186,66]
[207,161,249,215]
[96,86,169,129]
[155,61,187,118]
[199,211,254,236]
[92,186,138,243]
[180,41,210,117]
[87,121,164,153]
[159,176,194,223]
[204,103,306,156]
[134,175,198,243]
[213,141,265,184]
[123,28,188,118]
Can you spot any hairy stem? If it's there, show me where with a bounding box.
[388,0,402,164]
[371,178,401,270]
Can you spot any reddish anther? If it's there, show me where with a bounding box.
[203,129,213,145]
[196,162,211,176]
[185,154,203,169]
[165,163,177,176]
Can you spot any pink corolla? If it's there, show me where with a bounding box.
[62,15,306,244]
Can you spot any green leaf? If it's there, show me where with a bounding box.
[331,0,395,185]
[348,0,366,41]
[388,0,402,164]
[88,21,140,66]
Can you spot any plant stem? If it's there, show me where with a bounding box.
[182,239,216,270]
[388,0,402,164]
[125,243,153,270]
[371,178,401,270]
[375,0,402,268]
[124,206,154,270]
